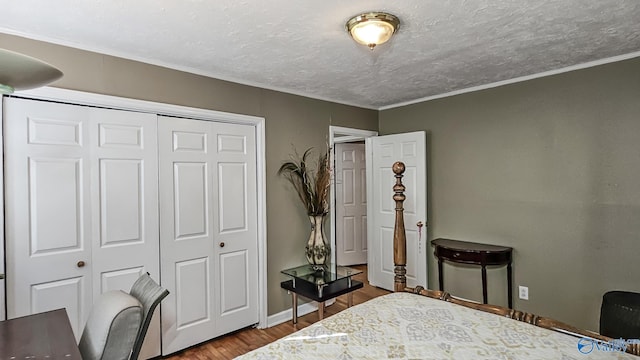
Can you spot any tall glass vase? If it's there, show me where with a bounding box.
[305,214,330,270]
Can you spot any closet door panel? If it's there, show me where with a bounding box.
[90,108,160,359]
[159,117,259,353]
[30,158,84,251]
[4,98,92,339]
[90,109,159,283]
[30,277,85,334]
[5,99,161,358]
[212,122,258,335]
[219,250,249,312]
[217,162,247,232]
[99,159,142,244]
[175,257,210,327]
[159,117,216,354]
[174,162,209,239]
[100,266,146,293]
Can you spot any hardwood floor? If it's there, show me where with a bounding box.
[163,265,389,359]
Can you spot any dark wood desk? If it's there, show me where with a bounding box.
[431,238,513,308]
[0,308,82,359]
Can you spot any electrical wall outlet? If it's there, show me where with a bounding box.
[519,286,529,300]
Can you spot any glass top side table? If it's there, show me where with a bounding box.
[281,264,363,324]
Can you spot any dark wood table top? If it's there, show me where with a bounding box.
[431,238,512,253]
[0,308,82,359]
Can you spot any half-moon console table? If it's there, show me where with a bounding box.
[431,238,513,308]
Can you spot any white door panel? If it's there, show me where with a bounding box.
[174,162,209,239]
[336,143,367,265]
[100,266,146,293]
[159,118,258,353]
[90,108,160,360]
[219,250,249,312]
[31,277,86,335]
[213,122,258,335]
[30,158,84,251]
[217,163,247,232]
[5,99,161,358]
[89,108,158,272]
[98,159,143,244]
[366,131,427,291]
[160,118,215,353]
[175,257,211,328]
[4,98,92,339]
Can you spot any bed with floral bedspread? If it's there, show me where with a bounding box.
[237,291,636,359]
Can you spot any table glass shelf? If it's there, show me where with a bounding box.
[281,264,362,287]
[280,264,364,324]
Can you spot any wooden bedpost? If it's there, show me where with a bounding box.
[392,161,407,292]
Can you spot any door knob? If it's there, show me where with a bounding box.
[219,242,225,248]
[77,261,86,268]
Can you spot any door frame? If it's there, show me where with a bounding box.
[1,87,269,329]
[0,97,4,321]
[328,126,377,267]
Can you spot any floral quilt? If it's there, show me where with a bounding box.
[236,292,637,359]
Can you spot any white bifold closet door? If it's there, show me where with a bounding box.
[4,97,161,359]
[158,116,259,354]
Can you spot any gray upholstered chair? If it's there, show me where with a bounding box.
[129,272,170,360]
[79,290,143,360]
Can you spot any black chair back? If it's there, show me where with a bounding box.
[600,290,640,339]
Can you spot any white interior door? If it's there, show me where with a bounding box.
[212,122,259,335]
[4,99,162,358]
[89,108,160,359]
[159,117,258,354]
[366,131,427,291]
[159,117,214,354]
[335,143,368,266]
[4,98,93,337]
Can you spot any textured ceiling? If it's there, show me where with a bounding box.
[1,1,639,109]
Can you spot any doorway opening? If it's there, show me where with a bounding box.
[329,126,377,271]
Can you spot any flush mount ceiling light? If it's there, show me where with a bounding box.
[0,48,63,94]
[346,12,400,50]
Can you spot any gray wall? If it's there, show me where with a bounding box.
[380,57,640,330]
[0,33,378,316]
